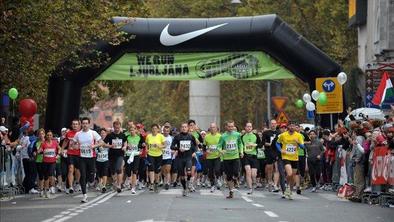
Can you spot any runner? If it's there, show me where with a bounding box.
[218,120,244,199]
[125,125,144,194]
[276,123,305,200]
[96,128,109,193]
[104,120,128,193]
[62,119,81,194]
[32,128,46,197]
[256,132,267,190]
[203,122,222,193]
[39,130,61,198]
[145,124,165,192]
[263,119,280,192]
[73,117,103,203]
[188,120,203,192]
[295,124,310,194]
[241,122,261,194]
[171,123,197,196]
[161,126,173,190]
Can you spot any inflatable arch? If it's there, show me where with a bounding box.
[45,15,342,133]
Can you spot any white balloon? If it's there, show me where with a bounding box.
[303,93,311,103]
[311,90,320,101]
[337,72,347,85]
[306,102,316,111]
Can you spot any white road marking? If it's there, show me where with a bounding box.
[239,190,266,198]
[53,215,63,218]
[264,211,279,218]
[252,203,264,208]
[69,213,79,216]
[53,216,72,222]
[241,196,253,203]
[75,210,84,213]
[127,200,132,203]
[73,193,99,198]
[159,189,182,195]
[60,211,70,215]
[97,192,117,204]
[41,219,56,222]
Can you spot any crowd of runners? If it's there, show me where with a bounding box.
[1,116,393,203]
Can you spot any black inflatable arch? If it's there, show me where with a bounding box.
[45,15,341,133]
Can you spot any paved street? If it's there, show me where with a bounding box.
[1,187,393,222]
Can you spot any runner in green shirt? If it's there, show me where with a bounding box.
[241,122,261,194]
[203,122,222,193]
[218,120,244,199]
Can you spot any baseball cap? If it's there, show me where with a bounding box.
[61,127,67,132]
[0,126,8,132]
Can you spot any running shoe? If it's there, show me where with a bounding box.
[296,188,301,195]
[226,191,234,199]
[182,189,188,197]
[81,194,88,203]
[210,186,216,193]
[29,188,39,194]
[131,188,136,194]
[102,186,107,193]
[164,183,170,190]
[247,189,253,195]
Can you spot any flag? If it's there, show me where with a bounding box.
[372,72,394,106]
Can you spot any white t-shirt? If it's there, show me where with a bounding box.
[73,129,102,158]
[20,135,31,159]
[163,135,173,160]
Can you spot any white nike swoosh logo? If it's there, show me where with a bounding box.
[160,23,228,46]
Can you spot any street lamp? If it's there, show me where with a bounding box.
[231,0,241,16]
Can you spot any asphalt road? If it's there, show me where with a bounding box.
[1,186,393,222]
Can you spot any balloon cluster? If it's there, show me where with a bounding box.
[7,87,37,131]
[294,72,347,111]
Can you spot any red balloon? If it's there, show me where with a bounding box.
[19,99,37,117]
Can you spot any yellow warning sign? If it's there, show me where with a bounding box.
[276,111,289,124]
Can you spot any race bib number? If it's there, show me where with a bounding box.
[44,148,56,158]
[209,145,218,151]
[80,144,93,158]
[97,150,108,161]
[257,148,265,159]
[163,149,171,159]
[225,141,237,150]
[245,143,254,151]
[112,139,123,149]
[286,144,296,154]
[180,140,191,151]
[126,144,138,156]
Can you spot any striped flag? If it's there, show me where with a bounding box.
[372,72,394,106]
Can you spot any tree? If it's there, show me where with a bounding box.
[1,0,144,124]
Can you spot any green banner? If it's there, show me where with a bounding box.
[97,51,295,80]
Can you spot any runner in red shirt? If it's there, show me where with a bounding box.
[39,130,61,198]
[61,119,81,194]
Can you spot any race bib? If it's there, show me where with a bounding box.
[257,148,265,159]
[112,139,123,149]
[44,148,56,158]
[225,140,237,150]
[80,144,93,158]
[126,144,138,156]
[245,143,255,151]
[163,149,171,159]
[286,144,296,154]
[97,150,108,161]
[209,145,218,151]
[180,140,191,151]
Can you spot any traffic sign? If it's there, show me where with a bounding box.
[272,97,288,111]
[276,111,289,124]
[316,77,343,114]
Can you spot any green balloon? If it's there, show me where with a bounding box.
[318,92,328,105]
[295,99,304,108]
[8,88,18,100]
